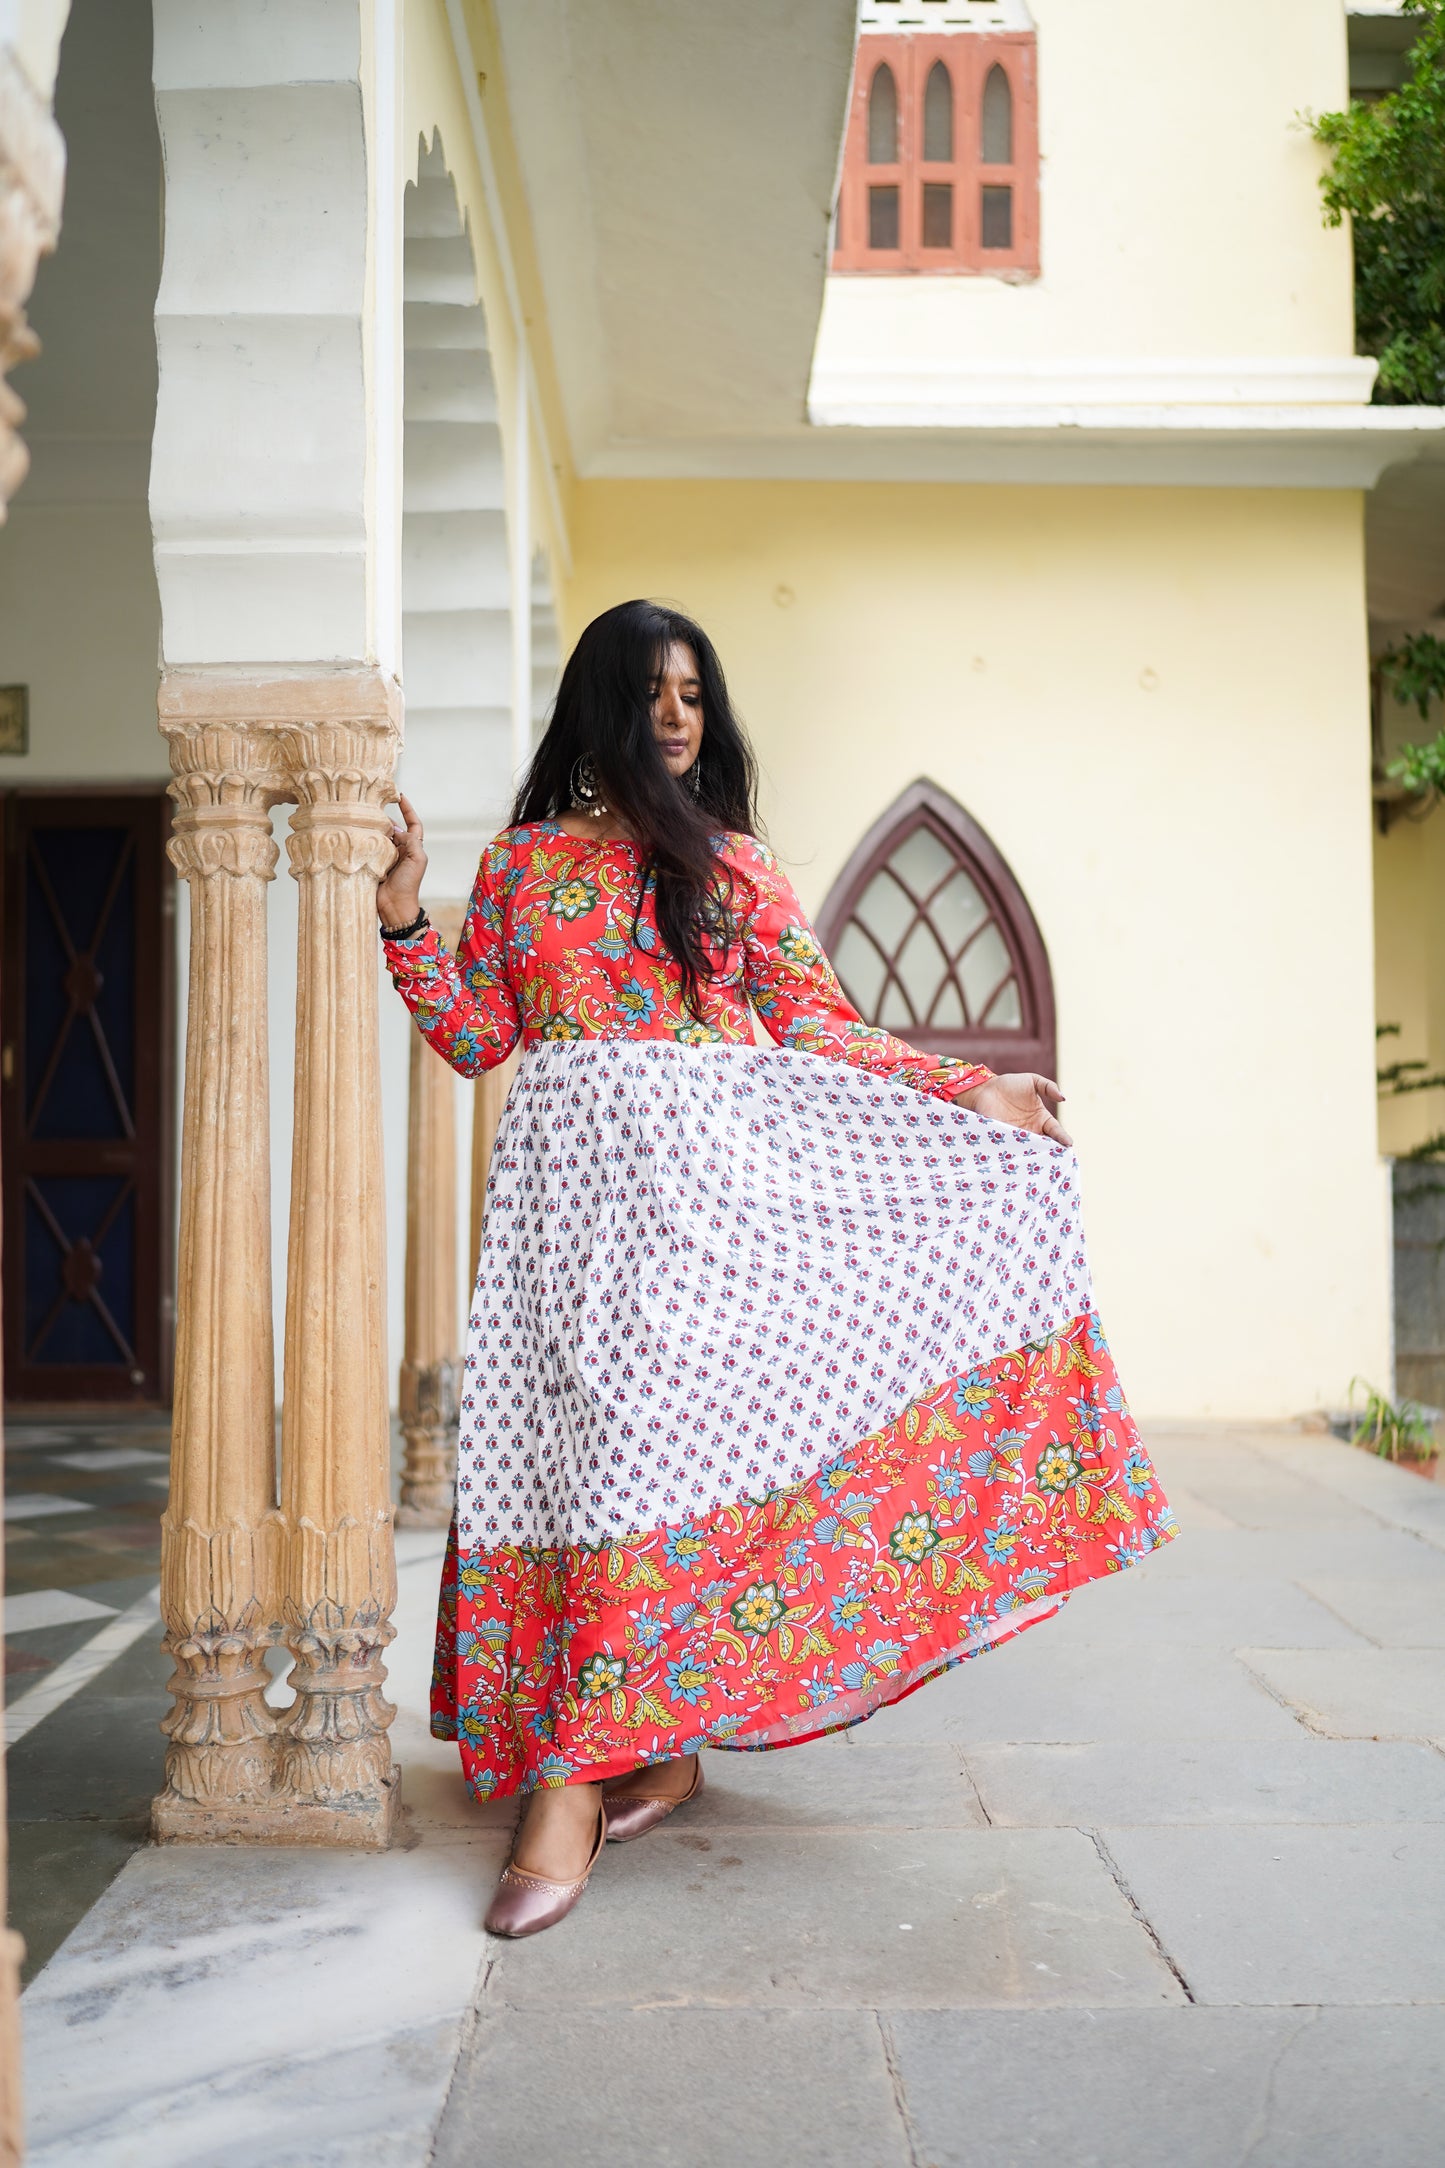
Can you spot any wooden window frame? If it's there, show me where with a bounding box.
[833,32,1040,277]
[816,778,1056,1078]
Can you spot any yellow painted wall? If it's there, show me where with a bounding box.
[1374,790,1445,1162]
[564,479,1390,1420]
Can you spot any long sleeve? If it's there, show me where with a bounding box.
[382,839,522,1078]
[736,840,994,1104]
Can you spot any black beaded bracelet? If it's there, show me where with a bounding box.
[379,909,429,943]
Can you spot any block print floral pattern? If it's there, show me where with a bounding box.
[455,1038,1093,1548]
[382,822,995,1100]
[431,1311,1177,1801]
[381,818,1176,1802]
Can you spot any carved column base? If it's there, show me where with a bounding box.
[157,1618,401,1850]
[152,1622,278,1836]
[396,1355,459,1526]
[154,1782,400,1850]
[271,1618,400,1845]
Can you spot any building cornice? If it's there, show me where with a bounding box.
[808,355,1382,421]
[579,406,1445,490]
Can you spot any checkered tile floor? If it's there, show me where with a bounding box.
[4,1413,171,1981]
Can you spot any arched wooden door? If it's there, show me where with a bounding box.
[816,778,1056,1078]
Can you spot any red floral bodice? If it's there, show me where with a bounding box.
[382,822,993,1103]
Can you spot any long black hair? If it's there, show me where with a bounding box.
[510,599,760,1012]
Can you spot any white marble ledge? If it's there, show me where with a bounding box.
[23,1532,507,2166]
[23,1834,506,2166]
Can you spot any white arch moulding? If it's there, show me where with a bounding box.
[391,129,560,1526]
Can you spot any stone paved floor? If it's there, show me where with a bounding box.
[11,1422,1445,2166]
[4,1414,170,1979]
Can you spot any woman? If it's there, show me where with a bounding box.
[378,599,1175,1938]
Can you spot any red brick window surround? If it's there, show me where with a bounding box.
[834,32,1039,276]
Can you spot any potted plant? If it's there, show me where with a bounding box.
[1348,1379,1442,1480]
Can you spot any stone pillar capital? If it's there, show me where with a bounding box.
[284,802,394,883]
[168,808,280,886]
[278,716,401,808]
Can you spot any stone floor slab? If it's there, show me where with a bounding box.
[1294,1574,1445,1648]
[1141,1443,1374,1531]
[486,1826,1184,2010]
[692,1742,985,1829]
[4,1587,117,1632]
[854,1640,1303,1746]
[434,2008,913,2168]
[6,1609,168,1821]
[966,1739,1445,1827]
[1240,1647,1445,1740]
[1054,1569,1365,1648]
[886,2005,1445,2168]
[1247,1437,1445,1552]
[1129,1525,1445,1584]
[7,1820,148,1983]
[52,1447,169,1473]
[1101,1823,1445,2004]
[3,1494,92,1521]
[1144,1480,1239,1531]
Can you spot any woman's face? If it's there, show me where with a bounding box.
[649,641,704,778]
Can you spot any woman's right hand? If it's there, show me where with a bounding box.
[957,1072,1073,1147]
[377,793,428,930]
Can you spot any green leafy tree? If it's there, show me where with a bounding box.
[1313,0,1445,404]
[1382,633,1445,797]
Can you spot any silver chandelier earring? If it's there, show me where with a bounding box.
[570,755,608,820]
[687,760,702,800]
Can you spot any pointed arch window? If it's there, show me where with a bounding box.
[980,62,1015,249]
[923,61,953,160]
[981,62,1013,161]
[817,780,1056,1075]
[868,62,899,162]
[865,62,901,254]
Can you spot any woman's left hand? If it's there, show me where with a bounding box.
[957,1072,1073,1147]
[377,792,428,930]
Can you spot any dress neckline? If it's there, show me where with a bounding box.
[532,819,639,855]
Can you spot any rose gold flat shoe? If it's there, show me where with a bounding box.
[602,1754,704,1843]
[484,1806,607,1938]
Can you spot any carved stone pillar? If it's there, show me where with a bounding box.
[0,35,65,2140]
[153,721,289,1840]
[0,41,64,513]
[397,901,463,1527]
[276,694,402,1846]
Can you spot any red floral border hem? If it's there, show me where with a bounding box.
[431,1310,1176,1801]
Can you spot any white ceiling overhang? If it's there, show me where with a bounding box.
[492,0,859,475]
[566,405,1445,491]
[492,0,1445,516]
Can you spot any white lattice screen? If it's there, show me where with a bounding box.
[857,0,1034,30]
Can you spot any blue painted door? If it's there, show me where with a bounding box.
[2,793,172,1402]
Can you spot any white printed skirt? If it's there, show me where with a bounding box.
[431,1041,1175,1799]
